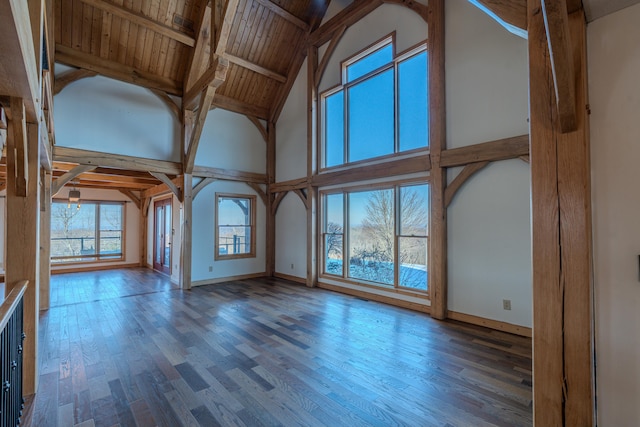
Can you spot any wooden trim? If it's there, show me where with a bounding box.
[148,89,180,121]
[222,53,287,83]
[382,0,428,21]
[440,134,529,167]
[310,0,383,47]
[246,116,268,143]
[314,25,347,88]
[313,154,430,187]
[118,189,141,209]
[149,172,182,202]
[467,0,527,36]
[53,146,182,175]
[79,0,195,46]
[214,193,257,261]
[427,0,447,320]
[253,0,309,31]
[447,310,532,338]
[51,262,140,274]
[246,182,268,207]
[53,68,97,95]
[51,164,96,196]
[55,44,182,96]
[191,272,266,287]
[192,177,215,200]
[318,281,430,314]
[541,0,576,132]
[271,191,287,215]
[0,281,28,333]
[273,272,306,285]
[444,161,490,208]
[193,165,267,184]
[270,178,308,193]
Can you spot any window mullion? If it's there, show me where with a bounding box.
[95,203,101,258]
[343,192,348,279]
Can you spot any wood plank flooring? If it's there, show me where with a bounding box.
[32,268,532,426]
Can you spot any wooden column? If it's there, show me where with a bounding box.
[39,169,51,310]
[528,1,594,424]
[6,98,40,395]
[179,174,193,289]
[306,45,319,288]
[266,121,276,276]
[428,0,447,319]
[140,196,149,267]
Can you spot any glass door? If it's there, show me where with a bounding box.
[153,198,172,274]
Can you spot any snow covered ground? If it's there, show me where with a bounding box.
[325,260,427,290]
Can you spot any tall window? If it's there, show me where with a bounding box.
[51,201,124,263]
[321,183,429,292]
[216,194,256,259]
[321,34,428,169]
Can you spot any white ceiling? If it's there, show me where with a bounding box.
[583,0,640,21]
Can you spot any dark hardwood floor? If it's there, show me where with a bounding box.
[32,268,532,426]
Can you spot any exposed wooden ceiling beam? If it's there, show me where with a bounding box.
[53,146,182,175]
[253,0,309,31]
[214,0,240,56]
[193,165,268,184]
[183,56,229,108]
[79,0,195,47]
[184,4,212,93]
[467,0,527,38]
[55,44,182,96]
[211,93,269,120]
[222,53,287,83]
[54,68,98,95]
[0,0,40,120]
[541,0,577,132]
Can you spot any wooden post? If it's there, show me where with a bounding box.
[528,1,594,424]
[140,196,148,267]
[179,174,193,289]
[428,0,447,319]
[39,169,51,310]
[6,98,40,395]
[306,45,318,288]
[266,121,276,276]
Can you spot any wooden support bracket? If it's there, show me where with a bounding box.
[192,177,215,200]
[118,189,141,209]
[444,162,490,207]
[150,172,182,202]
[51,164,96,196]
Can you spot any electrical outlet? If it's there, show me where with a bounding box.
[503,299,512,311]
[208,266,213,272]
[290,263,294,270]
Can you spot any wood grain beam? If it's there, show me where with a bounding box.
[440,134,530,167]
[184,4,212,93]
[53,146,182,175]
[182,56,229,110]
[246,116,268,143]
[541,0,577,133]
[211,93,269,120]
[192,177,215,200]
[9,98,28,197]
[214,0,240,56]
[467,0,527,37]
[148,89,181,121]
[310,0,383,47]
[141,176,183,199]
[79,0,195,46]
[271,191,287,215]
[294,188,310,210]
[222,53,287,83]
[192,165,267,184]
[311,155,431,187]
[253,0,309,30]
[55,44,182,96]
[269,177,308,193]
[0,0,40,120]
[150,172,182,202]
[247,182,268,207]
[54,69,98,95]
[444,162,489,207]
[184,57,228,174]
[51,164,96,196]
[118,189,141,209]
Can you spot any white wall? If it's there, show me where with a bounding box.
[274,193,308,278]
[51,187,140,270]
[445,0,531,327]
[54,64,180,162]
[588,4,640,424]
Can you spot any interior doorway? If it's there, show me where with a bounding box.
[153,198,172,275]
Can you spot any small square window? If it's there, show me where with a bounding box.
[215,194,256,260]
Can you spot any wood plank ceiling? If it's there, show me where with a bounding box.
[24,0,329,193]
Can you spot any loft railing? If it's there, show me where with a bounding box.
[0,281,27,427]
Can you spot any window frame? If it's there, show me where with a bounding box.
[215,193,257,260]
[50,199,126,264]
[319,33,429,171]
[319,179,429,295]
